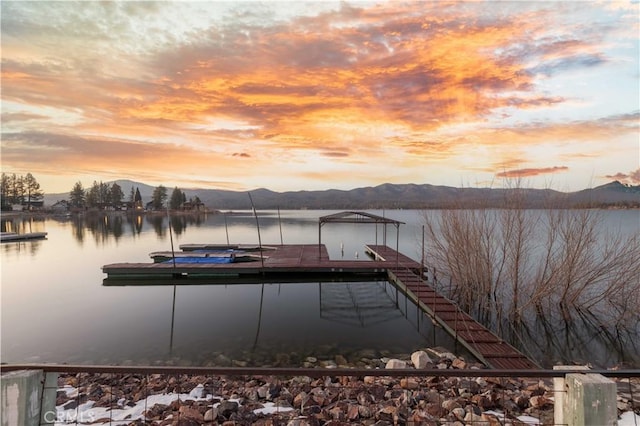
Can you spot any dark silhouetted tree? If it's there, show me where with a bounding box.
[69,181,85,208]
[151,185,167,210]
[23,173,43,206]
[109,183,124,208]
[169,187,184,210]
[134,187,142,208]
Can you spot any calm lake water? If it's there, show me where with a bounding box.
[2,209,638,368]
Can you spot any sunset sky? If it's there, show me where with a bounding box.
[1,1,639,194]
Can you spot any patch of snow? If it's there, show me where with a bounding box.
[55,387,215,425]
[188,383,204,399]
[484,410,507,420]
[253,402,295,415]
[59,385,77,398]
[619,411,640,426]
[485,410,540,425]
[516,414,541,425]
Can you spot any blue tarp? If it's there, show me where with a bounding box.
[162,257,234,264]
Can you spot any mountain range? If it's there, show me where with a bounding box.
[43,179,640,209]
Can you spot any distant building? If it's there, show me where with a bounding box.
[51,200,70,213]
[182,200,205,211]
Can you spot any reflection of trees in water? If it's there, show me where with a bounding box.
[148,213,209,238]
[501,308,640,368]
[147,215,167,239]
[1,216,45,234]
[67,212,210,244]
[70,212,126,245]
[1,238,45,256]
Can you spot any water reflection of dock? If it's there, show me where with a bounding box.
[319,281,402,327]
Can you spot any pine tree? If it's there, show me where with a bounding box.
[69,181,85,208]
[134,187,142,209]
[151,185,168,210]
[21,173,43,209]
[169,187,184,210]
[109,183,124,208]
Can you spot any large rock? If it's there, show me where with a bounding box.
[293,391,309,408]
[464,411,489,426]
[426,346,457,361]
[400,378,420,390]
[385,359,408,369]
[218,400,239,418]
[204,407,218,422]
[178,405,204,423]
[411,350,432,369]
[451,358,467,369]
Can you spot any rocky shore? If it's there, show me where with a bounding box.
[54,347,639,425]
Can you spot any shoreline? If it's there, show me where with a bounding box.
[50,350,639,426]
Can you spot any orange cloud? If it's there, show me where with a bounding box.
[1,1,637,192]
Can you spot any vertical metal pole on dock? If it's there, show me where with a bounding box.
[383,209,387,246]
[277,206,283,245]
[167,206,177,270]
[421,225,425,279]
[247,192,265,270]
[318,223,322,260]
[224,213,229,245]
[395,224,400,270]
[375,222,378,246]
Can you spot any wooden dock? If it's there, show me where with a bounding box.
[103,244,389,278]
[103,243,538,369]
[0,232,47,242]
[365,245,538,370]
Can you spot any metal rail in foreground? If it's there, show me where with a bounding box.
[2,364,639,378]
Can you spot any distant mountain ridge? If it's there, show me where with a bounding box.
[43,180,640,209]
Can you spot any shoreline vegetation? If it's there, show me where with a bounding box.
[4,174,640,213]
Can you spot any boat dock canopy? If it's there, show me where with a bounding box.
[319,211,404,225]
[318,211,404,254]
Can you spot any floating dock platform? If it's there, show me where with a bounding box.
[103,244,389,278]
[102,243,538,370]
[0,231,47,242]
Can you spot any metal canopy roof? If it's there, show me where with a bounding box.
[318,211,403,259]
[319,211,405,225]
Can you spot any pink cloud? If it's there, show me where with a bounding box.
[496,166,569,178]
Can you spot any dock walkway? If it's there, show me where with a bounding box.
[365,245,538,370]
